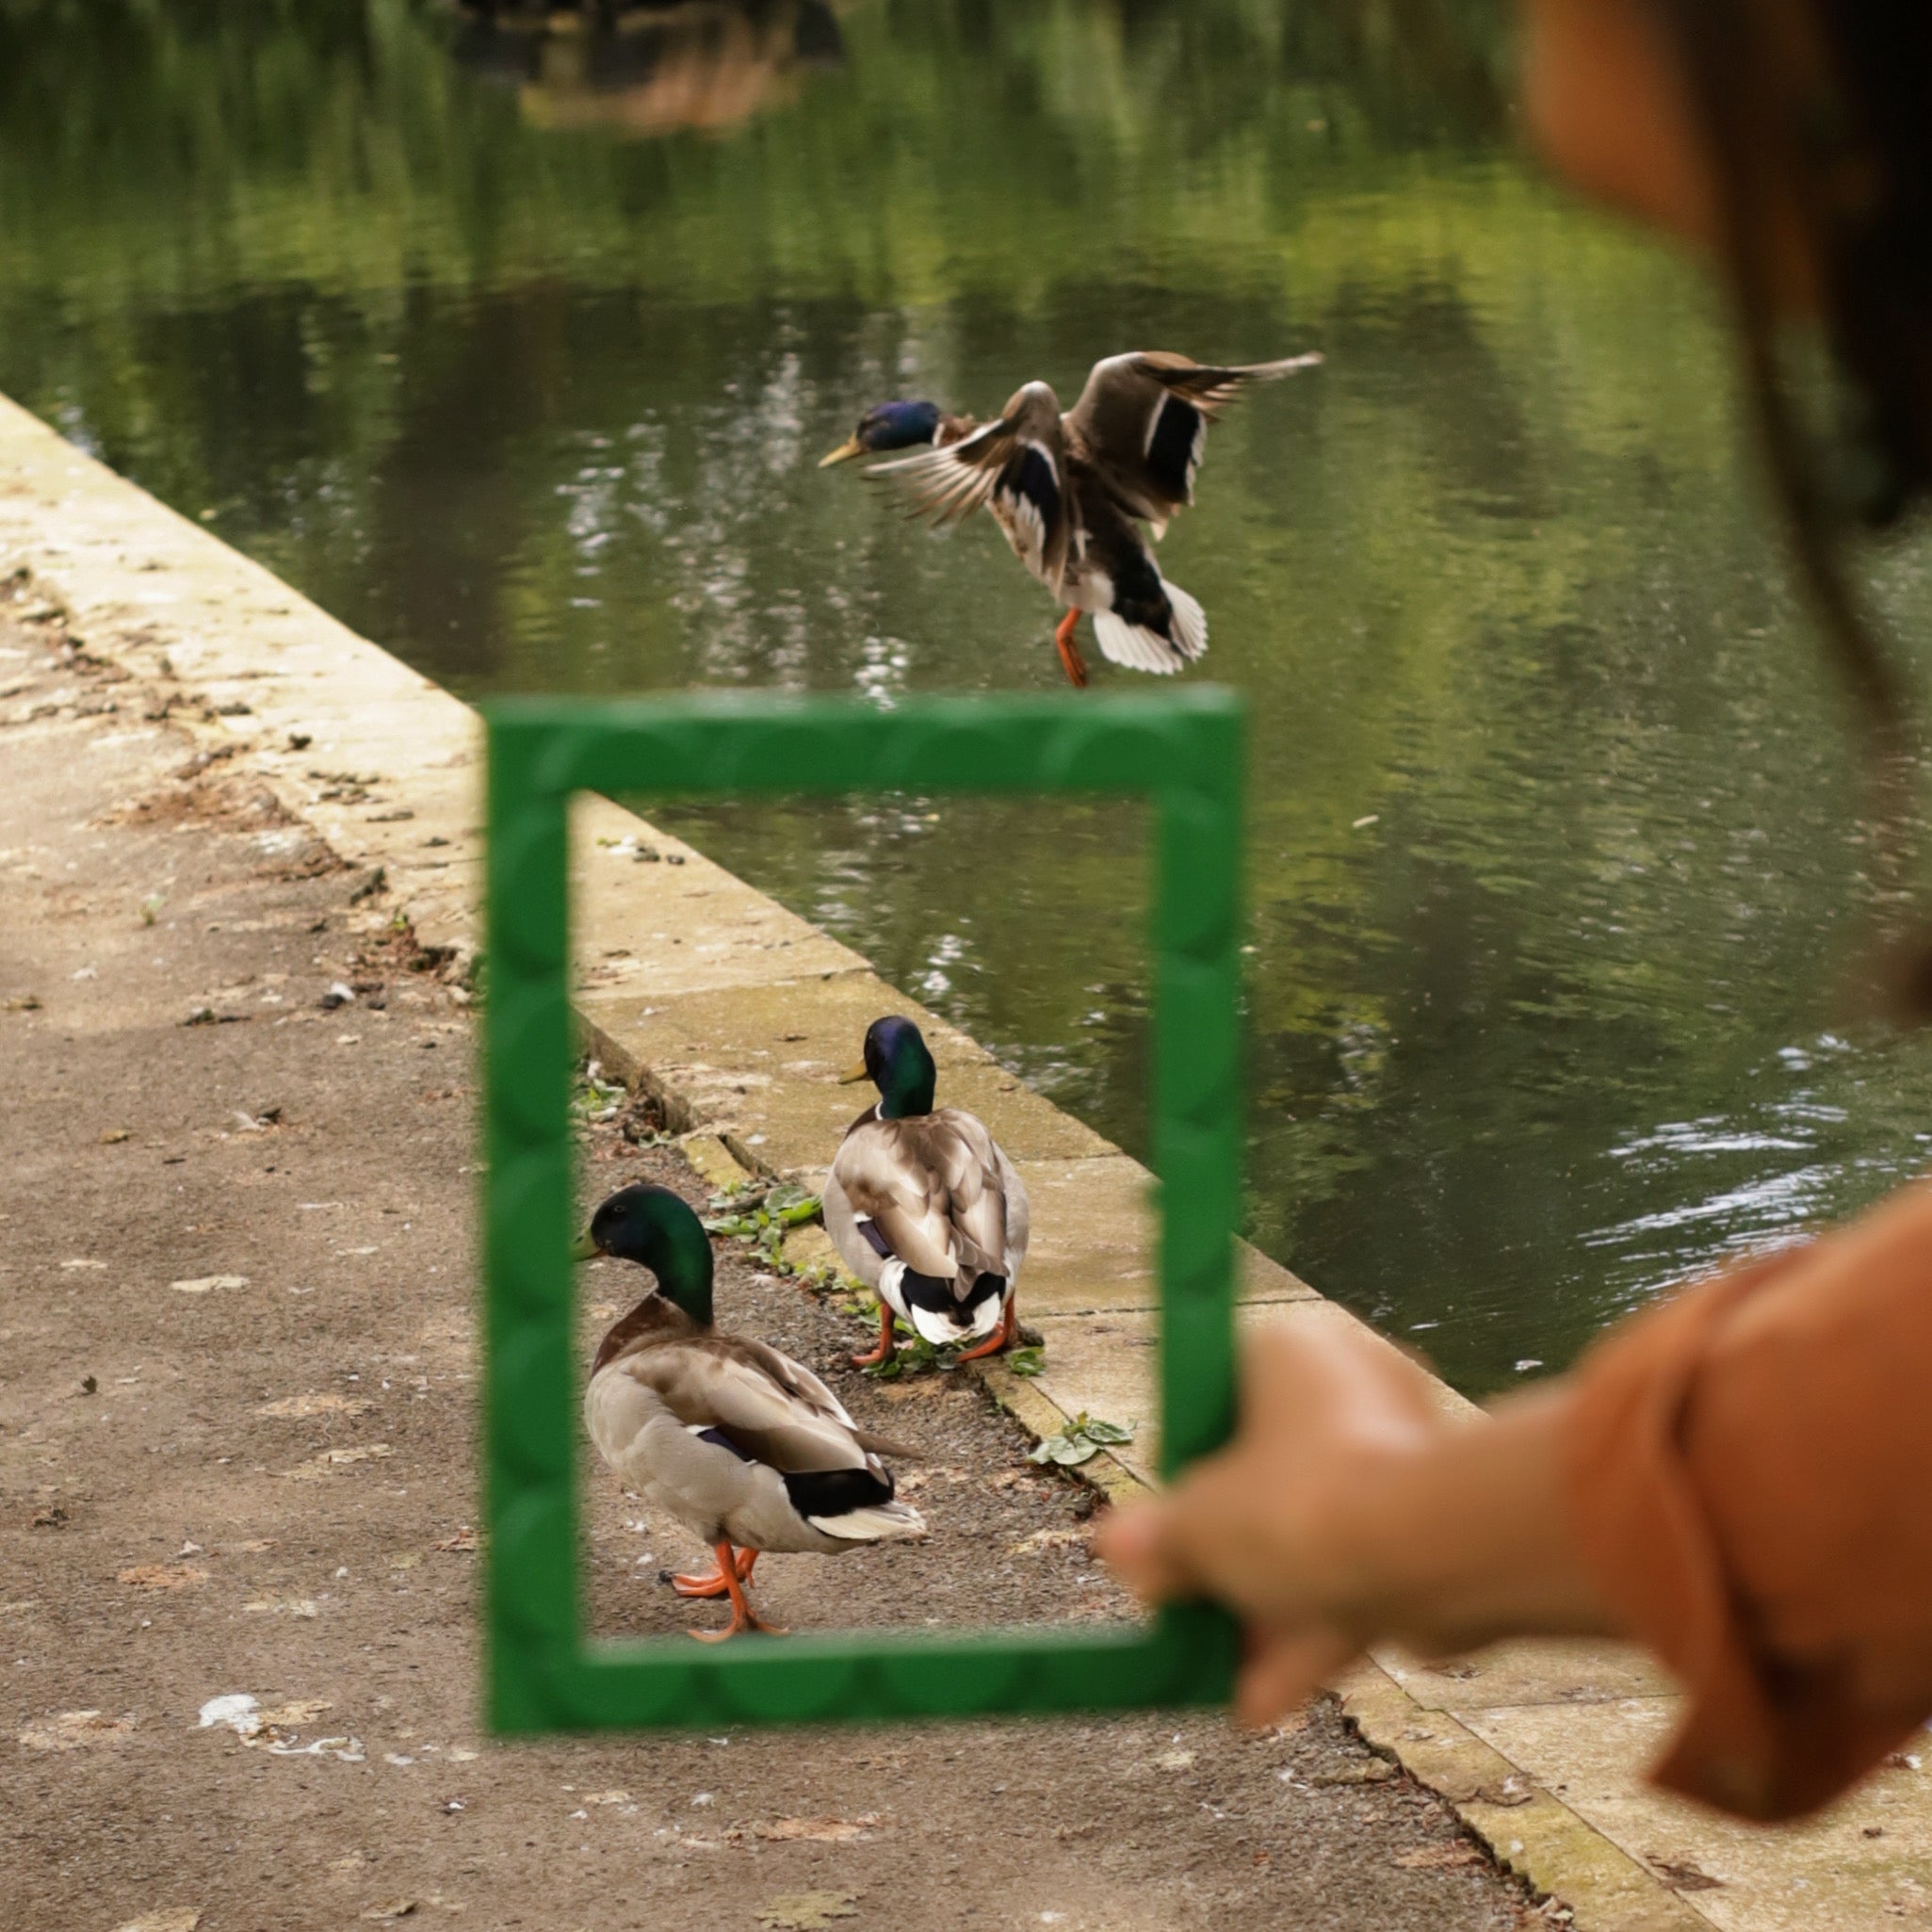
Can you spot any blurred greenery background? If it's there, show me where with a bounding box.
[4,0,1930,1390]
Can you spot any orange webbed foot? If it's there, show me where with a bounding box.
[954,1298,1019,1363]
[686,1542,785,1640]
[850,1303,897,1371]
[671,1549,757,1599]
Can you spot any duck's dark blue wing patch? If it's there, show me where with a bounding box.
[692,1425,755,1461]
[992,443,1063,579]
[1003,445,1061,529]
[1145,394,1204,506]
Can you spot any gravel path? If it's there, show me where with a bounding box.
[0,600,1535,1931]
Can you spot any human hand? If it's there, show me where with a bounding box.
[1097,1312,1602,1727]
[1096,1316,1447,1725]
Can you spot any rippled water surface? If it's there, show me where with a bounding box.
[6,0,1932,1390]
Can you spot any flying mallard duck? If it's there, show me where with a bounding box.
[822,1016,1031,1369]
[577,1181,926,1640]
[820,349,1322,686]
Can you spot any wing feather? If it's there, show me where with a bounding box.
[831,1112,1013,1302]
[621,1337,872,1476]
[869,382,1071,590]
[1066,349,1323,526]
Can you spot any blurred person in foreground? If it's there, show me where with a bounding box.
[1098,0,1932,1824]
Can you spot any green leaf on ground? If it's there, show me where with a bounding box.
[1005,1346,1046,1378]
[1028,1410,1134,1467]
[569,1064,625,1124]
[703,1186,823,1249]
[762,1183,821,1226]
[861,1334,947,1381]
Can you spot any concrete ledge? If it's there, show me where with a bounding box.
[1337,1664,1713,1932]
[0,391,1730,1932]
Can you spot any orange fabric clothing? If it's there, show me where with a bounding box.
[1566,1180,1932,1820]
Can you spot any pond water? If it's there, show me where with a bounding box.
[6,0,1932,1392]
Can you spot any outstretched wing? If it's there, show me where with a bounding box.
[1066,349,1323,532]
[868,381,1072,590]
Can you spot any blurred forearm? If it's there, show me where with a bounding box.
[1329,1384,1617,1657]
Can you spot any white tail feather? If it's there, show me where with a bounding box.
[906,1289,1004,1349]
[1093,612,1180,674]
[1092,577,1208,676]
[1163,579,1208,660]
[810,1501,929,1542]
[875,1258,911,1324]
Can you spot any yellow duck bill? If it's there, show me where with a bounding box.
[818,435,867,467]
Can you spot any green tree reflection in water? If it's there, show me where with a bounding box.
[3,0,1930,1391]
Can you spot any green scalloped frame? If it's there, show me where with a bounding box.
[483,689,1243,1730]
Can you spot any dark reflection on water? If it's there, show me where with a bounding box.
[4,0,1932,1392]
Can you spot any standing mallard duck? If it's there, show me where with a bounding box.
[821,350,1321,686]
[823,1016,1031,1369]
[577,1181,926,1641]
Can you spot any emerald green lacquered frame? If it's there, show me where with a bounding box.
[483,690,1242,1730]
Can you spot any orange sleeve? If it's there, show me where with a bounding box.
[1566,1181,1932,1820]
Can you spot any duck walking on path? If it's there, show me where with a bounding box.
[823,1016,1031,1369]
[578,1182,926,1641]
[821,349,1322,686]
